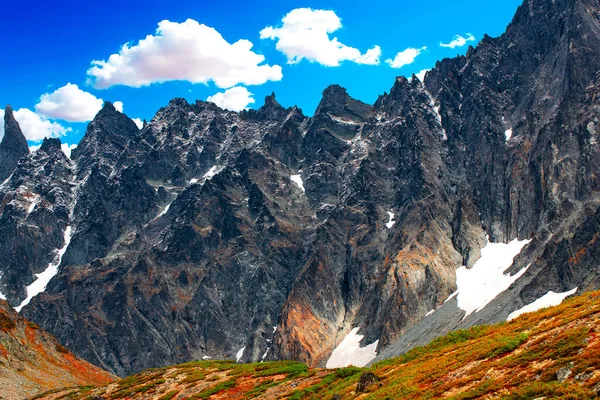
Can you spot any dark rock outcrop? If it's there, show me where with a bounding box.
[0,105,29,182]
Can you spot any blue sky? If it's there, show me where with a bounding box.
[0,0,522,149]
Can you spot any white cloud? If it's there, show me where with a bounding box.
[355,46,381,65]
[87,19,283,89]
[385,47,427,69]
[132,118,144,129]
[440,33,475,49]
[415,68,430,82]
[1,108,69,142]
[61,143,77,158]
[113,101,124,113]
[260,8,381,67]
[29,144,41,152]
[207,86,255,111]
[35,83,104,122]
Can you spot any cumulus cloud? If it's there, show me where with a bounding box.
[0,108,70,142]
[87,19,283,89]
[415,69,430,82]
[132,118,144,129]
[113,101,124,113]
[260,8,381,67]
[440,33,475,49]
[207,86,255,111]
[35,83,104,122]
[385,47,427,69]
[61,143,77,158]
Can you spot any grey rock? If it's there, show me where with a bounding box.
[0,105,29,182]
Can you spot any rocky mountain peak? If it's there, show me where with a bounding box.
[315,84,372,122]
[39,137,62,154]
[0,103,29,182]
[71,100,141,179]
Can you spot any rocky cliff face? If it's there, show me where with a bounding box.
[0,0,599,377]
[0,105,29,182]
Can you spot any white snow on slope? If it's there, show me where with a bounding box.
[236,346,246,363]
[425,309,435,317]
[189,178,199,184]
[291,173,305,193]
[450,238,531,319]
[386,211,396,229]
[507,288,578,321]
[203,166,220,180]
[15,226,73,312]
[261,348,269,361]
[26,194,40,217]
[157,203,172,218]
[505,129,513,141]
[326,327,379,369]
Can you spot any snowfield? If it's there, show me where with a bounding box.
[449,238,531,319]
[291,173,305,192]
[326,327,379,369]
[507,288,578,321]
[15,226,73,312]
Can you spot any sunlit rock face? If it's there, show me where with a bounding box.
[1,0,600,377]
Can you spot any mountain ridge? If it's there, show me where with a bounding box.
[0,0,598,379]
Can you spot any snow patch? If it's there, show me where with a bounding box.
[157,203,171,218]
[453,238,531,319]
[505,129,513,141]
[507,288,578,321]
[425,309,435,317]
[330,115,361,125]
[326,327,379,369]
[15,226,73,312]
[386,211,395,229]
[261,348,269,361]
[26,194,40,217]
[189,178,199,184]
[236,346,246,363]
[291,173,305,193]
[202,356,212,360]
[203,166,220,180]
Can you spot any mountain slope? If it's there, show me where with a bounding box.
[0,300,115,400]
[35,289,600,399]
[0,0,599,378]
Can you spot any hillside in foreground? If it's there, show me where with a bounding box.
[36,290,600,399]
[0,300,115,400]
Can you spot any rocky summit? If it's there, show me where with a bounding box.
[1,0,600,380]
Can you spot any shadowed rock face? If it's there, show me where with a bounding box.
[0,105,29,182]
[0,0,598,378]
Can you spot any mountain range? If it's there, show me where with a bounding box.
[0,0,599,380]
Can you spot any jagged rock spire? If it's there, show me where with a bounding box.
[0,105,29,182]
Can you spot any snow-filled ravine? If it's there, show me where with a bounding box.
[386,211,396,229]
[290,173,305,193]
[507,288,578,321]
[326,327,379,369]
[447,238,532,319]
[15,226,73,312]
